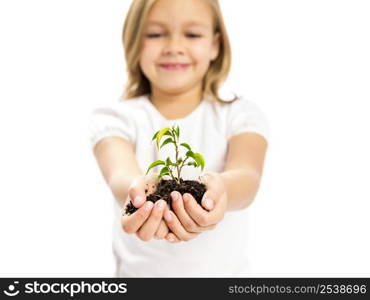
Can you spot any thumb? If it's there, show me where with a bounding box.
[201,190,214,211]
[128,177,147,208]
[131,194,146,208]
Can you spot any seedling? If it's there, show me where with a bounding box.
[124,125,207,215]
[146,125,205,184]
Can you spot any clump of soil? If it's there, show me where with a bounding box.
[124,178,206,215]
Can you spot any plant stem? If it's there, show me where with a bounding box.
[178,156,189,178]
[172,129,181,184]
[168,170,177,182]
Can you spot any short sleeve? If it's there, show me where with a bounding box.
[87,104,135,151]
[226,96,270,142]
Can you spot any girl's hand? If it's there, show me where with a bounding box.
[121,173,170,241]
[163,172,228,242]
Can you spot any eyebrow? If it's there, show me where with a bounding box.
[146,20,209,28]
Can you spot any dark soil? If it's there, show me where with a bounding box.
[124,178,206,215]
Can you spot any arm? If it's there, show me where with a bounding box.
[221,132,268,211]
[93,136,172,241]
[93,136,143,207]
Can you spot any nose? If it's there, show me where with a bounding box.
[163,35,184,55]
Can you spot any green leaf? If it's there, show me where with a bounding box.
[145,160,165,175]
[156,127,170,149]
[180,143,191,151]
[159,166,170,177]
[175,126,180,139]
[165,157,173,167]
[187,161,198,167]
[160,137,174,149]
[186,150,194,157]
[193,152,205,171]
[152,130,160,141]
[186,151,205,171]
[186,150,196,164]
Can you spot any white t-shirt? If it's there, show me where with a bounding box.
[87,93,270,277]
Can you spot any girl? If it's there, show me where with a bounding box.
[88,0,269,277]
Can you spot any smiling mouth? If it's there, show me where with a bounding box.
[159,63,191,71]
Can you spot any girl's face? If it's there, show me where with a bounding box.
[139,0,220,95]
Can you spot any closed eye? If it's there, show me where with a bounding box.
[186,33,202,38]
[146,33,162,38]
[145,33,202,39]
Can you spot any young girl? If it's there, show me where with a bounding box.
[88,0,269,277]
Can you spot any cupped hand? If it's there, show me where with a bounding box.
[121,173,170,241]
[163,172,228,243]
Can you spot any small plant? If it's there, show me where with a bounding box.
[124,125,207,215]
[146,125,205,184]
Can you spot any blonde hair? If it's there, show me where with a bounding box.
[121,0,238,103]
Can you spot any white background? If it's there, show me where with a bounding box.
[0,0,369,277]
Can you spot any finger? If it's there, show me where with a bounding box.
[137,200,166,241]
[145,173,160,194]
[199,173,221,211]
[199,172,216,190]
[205,193,228,224]
[165,232,181,243]
[128,178,146,208]
[187,192,227,227]
[171,191,209,233]
[163,209,199,242]
[128,173,159,208]
[183,193,217,226]
[121,201,154,234]
[154,220,169,239]
[200,190,215,211]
